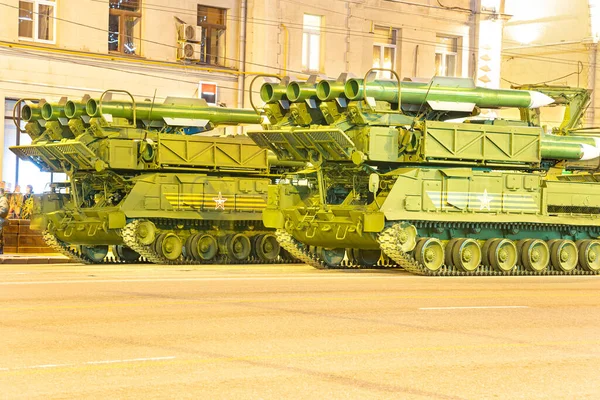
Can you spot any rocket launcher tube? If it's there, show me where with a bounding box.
[344,78,555,109]
[260,83,289,103]
[86,98,262,125]
[21,103,42,122]
[286,81,318,102]
[41,103,67,120]
[64,100,88,119]
[316,80,346,101]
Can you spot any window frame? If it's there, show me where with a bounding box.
[108,0,142,55]
[435,35,459,77]
[372,26,398,79]
[18,0,57,44]
[302,14,322,73]
[197,5,227,66]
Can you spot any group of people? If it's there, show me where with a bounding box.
[0,183,34,255]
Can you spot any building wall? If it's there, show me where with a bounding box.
[0,0,245,184]
[501,0,595,126]
[247,0,473,77]
[1,0,484,186]
[245,0,475,105]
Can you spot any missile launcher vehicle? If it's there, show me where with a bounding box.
[11,92,299,264]
[247,70,600,276]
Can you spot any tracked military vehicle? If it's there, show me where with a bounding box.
[11,92,299,264]
[247,71,600,276]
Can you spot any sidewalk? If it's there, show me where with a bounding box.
[0,253,76,264]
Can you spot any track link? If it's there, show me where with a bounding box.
[378,223,600,276]
[121,220,301,265]
[42,230,105,264]
[275,230,327,269]
[43,230,148,264]
[275,229,397,269]
[121,220,171,264]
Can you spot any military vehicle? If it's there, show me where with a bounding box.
[247,70,600,276]
[11,92,299,264]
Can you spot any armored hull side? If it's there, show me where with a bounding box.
[37,171,284,264]
[248,73,600,275]
[12,93,297,264]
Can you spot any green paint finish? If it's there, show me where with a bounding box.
[344,77,550,109]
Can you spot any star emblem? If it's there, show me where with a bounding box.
[213,192,227,210]
[478,189,493,211]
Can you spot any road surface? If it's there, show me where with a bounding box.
[1,263,599,399]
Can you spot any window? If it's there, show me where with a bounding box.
[18,0,56,43]
[198,82,218,105]
[197,6,227,65]
[302,14,321,72]
[435,35,459,77]
[372,26,398,79]
[109,0,142,55]
[3,100,64,194]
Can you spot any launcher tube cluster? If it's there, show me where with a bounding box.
[22,96,262,126]
[257,74,600,163]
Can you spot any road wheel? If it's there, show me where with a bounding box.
[136,220,156,245]
[114,245,140,262]
[550,239,578,272]
[320,248,345,267]
[80,245,108,263]
[155,233,183,261]
[521,239,549,272]
[254,234,280,262]
[350,249,381,267]
[226,234,252,261]
[577,240,600,272]
[489,239,517,272]
[194,234,218,261]
[397,224,417,252]
[415,238,444,272]
[452,238,481,272]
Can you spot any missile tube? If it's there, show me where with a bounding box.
[316,80,346,101]
[86,99,262,125]
[285,82,318,102]
[21,103,42,122]
[260,83,289,103]
[344,79,553,109]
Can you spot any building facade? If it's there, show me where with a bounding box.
[1,0,508,191]
[502,0,600,127]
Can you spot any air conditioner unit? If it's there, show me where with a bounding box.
[178,42,202,61]
[179,24,200,41]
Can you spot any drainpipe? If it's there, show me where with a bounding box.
[470,0,480,80]
[587,43,597,125]
[237,0,248,108]
[345,2,351,72]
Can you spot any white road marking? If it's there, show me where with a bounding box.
[419,306,530,310]
[0,356,176,372]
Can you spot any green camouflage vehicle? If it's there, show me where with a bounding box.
[11,92,299,264]
[247,71,600,276]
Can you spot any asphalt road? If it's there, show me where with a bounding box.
[1,263,599,399]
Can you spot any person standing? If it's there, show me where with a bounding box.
[0,188,8,254]
[9,185,23,219]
